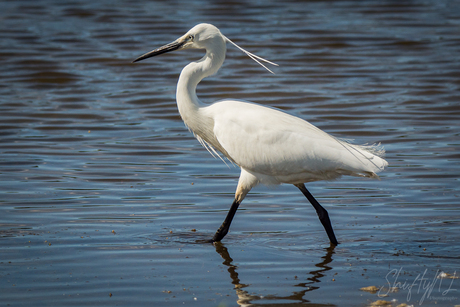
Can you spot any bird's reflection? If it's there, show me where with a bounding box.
[214,243,337,307]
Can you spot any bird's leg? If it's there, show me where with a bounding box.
[212,171,254,242]
[295,183,339,246]
[212,199,241,242]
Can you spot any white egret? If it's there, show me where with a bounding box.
[133,23,388,245]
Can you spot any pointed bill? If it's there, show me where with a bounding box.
[132,39,185,63]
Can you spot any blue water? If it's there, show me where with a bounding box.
[1,0,459,306]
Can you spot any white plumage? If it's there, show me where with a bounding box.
[133,23,388,245]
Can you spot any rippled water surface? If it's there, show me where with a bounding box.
[1,0,459,306]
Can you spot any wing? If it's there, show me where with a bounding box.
[203,100,387,183]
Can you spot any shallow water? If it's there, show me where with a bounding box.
[1,0,459,306]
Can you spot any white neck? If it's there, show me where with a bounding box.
[175,39,226,140]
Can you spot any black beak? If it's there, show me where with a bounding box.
[132,39,185,63]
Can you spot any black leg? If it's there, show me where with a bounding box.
[212,199,241,242]
[295,183,339,246]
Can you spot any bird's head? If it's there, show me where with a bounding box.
[132,23,224,63]
[132,23,277,73]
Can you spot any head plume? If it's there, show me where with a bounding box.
[223,36,278,74]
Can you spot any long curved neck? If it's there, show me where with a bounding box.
[176,41,226,135]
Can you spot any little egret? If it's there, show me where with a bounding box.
[133,23,388,245]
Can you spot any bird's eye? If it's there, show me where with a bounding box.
[188,34,194,41]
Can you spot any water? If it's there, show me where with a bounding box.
[1,0,459,306]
